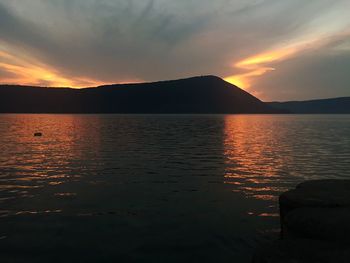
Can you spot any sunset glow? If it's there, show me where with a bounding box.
[224,39,309,90]
[0,48,103,88]
[224,29,350,94]
[1,1,350,261]
[0,1,349,100]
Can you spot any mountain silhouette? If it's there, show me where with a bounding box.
[0,76,282,114]
[268,97,350,114]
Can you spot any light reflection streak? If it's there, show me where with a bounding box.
[15,210,62,215]
[223,115,292,202]
[258,213,279,217]
[0,115,103,216]
[54,193,77,197]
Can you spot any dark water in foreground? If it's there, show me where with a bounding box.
[0,114,349,262]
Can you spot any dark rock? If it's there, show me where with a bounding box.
[252,239,350,263]
[34,132,42,137]
[254,180,350,263]
[279,180,350,223]
[284,207,350,244]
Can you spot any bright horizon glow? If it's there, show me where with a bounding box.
[0,1,349,100]
[224,29,350,94]
[0,47,147,88]
[1,30,348,91]
[0,48,103,88]
[224,47,296,90]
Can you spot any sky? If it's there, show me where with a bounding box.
[0,0,349,101]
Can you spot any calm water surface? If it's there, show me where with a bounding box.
[0,114,349,262]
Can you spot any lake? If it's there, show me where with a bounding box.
[0,114,349,262]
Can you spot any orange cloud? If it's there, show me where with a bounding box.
[0,48,103,88]
[224,46,299,90]
[224,30,350,91]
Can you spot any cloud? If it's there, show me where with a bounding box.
[0,48,103,87]
[224,30,350,94]
[255,34,350,101]
[0,0,349,99]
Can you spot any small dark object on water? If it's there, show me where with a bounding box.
[34,132,42,137]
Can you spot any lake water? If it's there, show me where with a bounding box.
[0,114,349,262]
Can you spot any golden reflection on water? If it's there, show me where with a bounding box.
[2,114,349,220]
[0,115,103,215]
[223,115,291,201]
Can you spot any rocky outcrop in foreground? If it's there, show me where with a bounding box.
[253,180,350,263]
